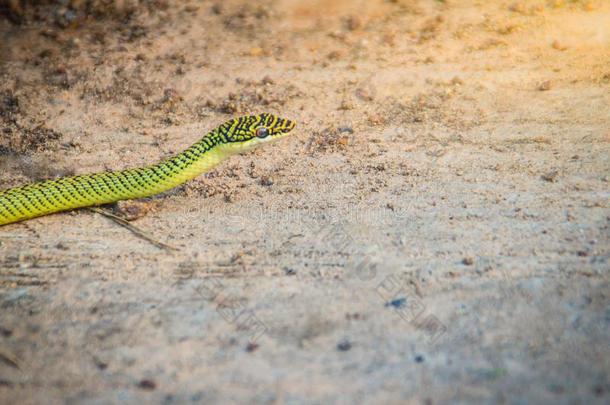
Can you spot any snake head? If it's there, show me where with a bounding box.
[221,113,296,153]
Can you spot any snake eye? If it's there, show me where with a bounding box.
[256,127,270,138]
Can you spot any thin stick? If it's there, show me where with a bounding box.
[88,207,180,252]
[0,349,20,369]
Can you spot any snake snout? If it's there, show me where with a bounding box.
[280,119,296,133]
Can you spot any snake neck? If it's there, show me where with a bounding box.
[153,128,231,188]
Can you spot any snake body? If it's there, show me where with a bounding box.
[0,113,295,226]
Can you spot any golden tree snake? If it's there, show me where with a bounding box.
[0,113,295,226]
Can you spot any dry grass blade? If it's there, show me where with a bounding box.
[87,207,179,252]
[0,349,20,369]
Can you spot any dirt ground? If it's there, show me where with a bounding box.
[0,0,608,403]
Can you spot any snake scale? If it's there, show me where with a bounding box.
[0,113,295,226]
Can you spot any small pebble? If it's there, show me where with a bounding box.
[246,342,259,352]
[260,176,273,186]
[552,40,567,51]
[385,298,406,309]
[137,379,156,390]
[337,340,352,351]
[451,76,464,85]
[336,136,349,146]
[368,113,385,125]
[327,50,343,60]
[355,86,375,101]
[261,75,274,85]
[339,100,354,110]
[346,16,362,31]
[462,257,474,266]
[338,126,354,134]
[538,80,552,91]
[114,201,152,221]
[211,4,222,14]
[541,170,559,182]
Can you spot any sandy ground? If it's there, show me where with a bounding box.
[0,0,609,403]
